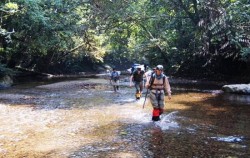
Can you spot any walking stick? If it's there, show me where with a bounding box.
[142,88,149,109]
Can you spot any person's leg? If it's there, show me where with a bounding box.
[152,108,160,121]
[139,81,143,93]
[158,93,165,115]
[134,82,140,93]
[111,80,116,92]
[116,80,119,91]
[149,92,160,121]
[135,82,141,99]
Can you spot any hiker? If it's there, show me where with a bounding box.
[130,66,145,100]
[110,68,120,92]
[145,65,171,121]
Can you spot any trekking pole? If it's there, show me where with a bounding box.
[142,88,149,109]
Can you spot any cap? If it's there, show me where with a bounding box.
[156,65,163,70]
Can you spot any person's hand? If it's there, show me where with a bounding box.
[165,93,171,100]
[168,95,171,100]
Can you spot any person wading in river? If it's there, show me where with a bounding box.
[130,66,145,100]
[110,68,120,92]
[145,65,171,121]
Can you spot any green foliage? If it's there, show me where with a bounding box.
[89,0,249,76]
[4,2,18,10]
[0,64,16,77]
[0,0,106,73]
[194,0,250,62]
[0,0,249,78]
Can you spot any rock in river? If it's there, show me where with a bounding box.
[222,84,250,94]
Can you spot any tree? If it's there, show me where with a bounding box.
[1,0,107,74]
[0,1,18,77]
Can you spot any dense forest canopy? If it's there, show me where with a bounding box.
[0,0,249,80]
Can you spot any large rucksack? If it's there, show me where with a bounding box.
[149,73,165,88]
[131,64,140,74]
[132,70,144,82]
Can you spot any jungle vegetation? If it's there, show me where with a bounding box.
[0,0,249,80]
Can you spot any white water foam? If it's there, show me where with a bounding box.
[210,136,244,143]
[154,111,179,130]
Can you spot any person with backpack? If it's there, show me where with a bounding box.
[110,68,120,92]
[130,66,145,100]
[145,65,171,121]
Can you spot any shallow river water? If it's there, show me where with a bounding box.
[0,76,249,158]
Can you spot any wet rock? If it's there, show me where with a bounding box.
[0,75,13,88]
[222,84,250,94]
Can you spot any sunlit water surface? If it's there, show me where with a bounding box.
[0,77,249,157]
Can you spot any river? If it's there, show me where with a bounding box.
[0,76,249,158]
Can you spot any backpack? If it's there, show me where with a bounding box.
[131,64,140,75]
[132,70,144,82]
[149,73,165,88]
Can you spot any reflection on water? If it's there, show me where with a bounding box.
[0,77,249,157]
[222,93,250,105]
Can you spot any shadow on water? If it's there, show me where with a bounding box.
[0,76,250,157]
[159,91,250,157]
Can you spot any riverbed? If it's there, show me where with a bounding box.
[0,76,249,157]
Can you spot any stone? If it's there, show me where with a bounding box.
[0,75,13,88]
[222,84,250,94]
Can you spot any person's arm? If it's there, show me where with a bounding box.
[164,77,171,100]
[110,72,113,83]
[145,76,151,89]
[129,75,133,87]
[118,71,121,80]
[117,71,121,80]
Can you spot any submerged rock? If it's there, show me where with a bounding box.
[222,84,250,94]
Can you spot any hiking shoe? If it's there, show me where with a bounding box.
[152,116,160,121]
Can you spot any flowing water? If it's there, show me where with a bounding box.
[0,76,249,158]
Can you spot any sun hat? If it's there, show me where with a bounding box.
[156,65,163,70]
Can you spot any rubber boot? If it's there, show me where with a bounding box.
[152,108,160,121]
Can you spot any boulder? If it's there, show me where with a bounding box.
[0,75,13,88]
[222,84,250,94]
